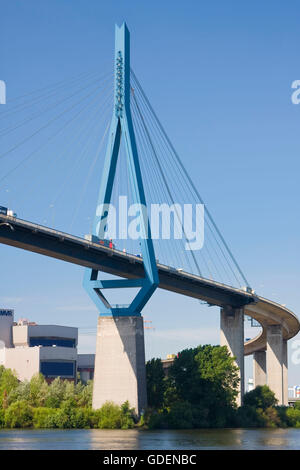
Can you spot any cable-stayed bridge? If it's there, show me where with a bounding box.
[0,23,298,412]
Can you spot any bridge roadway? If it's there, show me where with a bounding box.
[0,214,299,357]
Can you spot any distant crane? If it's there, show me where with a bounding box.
[144,319,155,331]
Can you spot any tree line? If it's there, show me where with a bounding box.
[0,366,135,429]
[145,345,300,429]
[1,344,300,429]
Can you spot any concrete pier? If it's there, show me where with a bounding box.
[253,350,267,387]
[220,306,244,406]
[266,325,288,405]
[283,339,288,406]
[92,315,147,415]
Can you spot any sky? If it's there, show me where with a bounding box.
[0,0,300,387]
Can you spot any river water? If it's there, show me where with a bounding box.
[0,428,299,450]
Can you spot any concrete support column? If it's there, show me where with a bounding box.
[266,325,287,405]
[220,306,244,406]
[92,315,147,416]
[253,350,266,387]
[282,339,288,406]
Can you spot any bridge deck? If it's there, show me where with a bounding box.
[0,214,299,355]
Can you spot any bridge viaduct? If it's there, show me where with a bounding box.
[0,214,299,408]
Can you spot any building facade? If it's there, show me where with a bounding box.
[0,309,89,383]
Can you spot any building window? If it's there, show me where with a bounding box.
[29,337,76,348]
[40,361,75,378]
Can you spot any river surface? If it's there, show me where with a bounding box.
[0,428,299,450]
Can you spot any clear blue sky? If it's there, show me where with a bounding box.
[1,1,300,386]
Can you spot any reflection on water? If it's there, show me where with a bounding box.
[0,428,299,450]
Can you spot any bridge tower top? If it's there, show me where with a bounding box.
[83,23,159,317]
[114,22,130,118]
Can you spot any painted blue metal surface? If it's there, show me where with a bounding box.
[83,23,159,317]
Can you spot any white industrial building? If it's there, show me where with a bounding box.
[0,309,95,383]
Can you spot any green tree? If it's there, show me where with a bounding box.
[7,380,30,405]
[0,367,19,407]
[146,358,166,409]
[195,345,239,407]
[45,377,66,408]
[0,365,5,381]
[64,381,75,402]
[75,380,93,407]
[29,374,48,407]
[167,348,200,405]
[163,345,239,427]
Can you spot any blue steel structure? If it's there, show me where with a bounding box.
[83,23,159,317]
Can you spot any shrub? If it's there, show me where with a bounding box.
[69,407,93,429]
[243,386,278,410]
[166,401,194,429]
[52,398,78,429]
[95,401,122,429]
[236,405,260,427]
[0,409,5,428]
[294,401,300,411]
[5,400,33,428]
[191,404,210,429]
[33,407,59,428]
[260,406,281,428]
[93,401,135,429]
[275,406,289,428]
[286,407,300,428]
[146,409,168,430]
[120,401,135,429]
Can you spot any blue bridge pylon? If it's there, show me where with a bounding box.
[83,23,159,317]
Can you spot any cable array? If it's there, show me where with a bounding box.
[0,65,250,289]
[129,69,250,288]
[0,69,113,235]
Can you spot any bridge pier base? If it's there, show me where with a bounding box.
[266,325,288,405]
[253,350,267,387]
[220,306,244,406]
[92,315,147,416]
